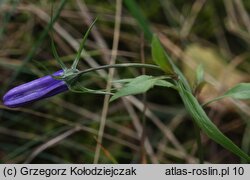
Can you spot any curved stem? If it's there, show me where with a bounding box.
[202,96,225,107]
[75,63,162,77]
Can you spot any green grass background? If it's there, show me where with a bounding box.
[0,0,250,163]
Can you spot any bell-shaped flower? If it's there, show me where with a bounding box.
[3,18,98,108]
[3,70,68,108]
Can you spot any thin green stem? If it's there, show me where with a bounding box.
[51,38,67,71]
[50,0,67,71]
[202,96,225,107]
[75,63,162,77]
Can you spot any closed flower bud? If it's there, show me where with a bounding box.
[3,70,68,108]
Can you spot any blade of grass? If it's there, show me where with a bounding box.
[3,126,70,162]
[94,136,118,164]
[25,126,80,163]
[94,0,122,164]
[124,0,153,41]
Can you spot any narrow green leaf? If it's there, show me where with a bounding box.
[110,75,175,102]
[204,83,250,106]
[50,0,67,70]
[113,77,175,88]
[151,34,249,161]
[151,35,175,75]
[154,79,175,88]
[178,81,250,162]
[112,78,135,84]
[110,75,156,102]
[71,17,98,70]
[51,38,67,71]
[223,83,250,99]
[69,83,113,95]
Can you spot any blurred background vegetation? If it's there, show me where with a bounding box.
[0,0,250,163]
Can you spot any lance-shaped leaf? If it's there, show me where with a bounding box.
[178,81,250,162]
[151,35,175,75]
[110,75,174,102]
[204,83,250,106]
[222,83,250,99]
[71,18,98,70]
[3,70,68,108]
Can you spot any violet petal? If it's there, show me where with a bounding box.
[3,70,68,108]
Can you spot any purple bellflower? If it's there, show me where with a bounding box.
[3,18,98,108]
[3,70,68,108]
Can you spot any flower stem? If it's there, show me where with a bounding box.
[75,63,162,77]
